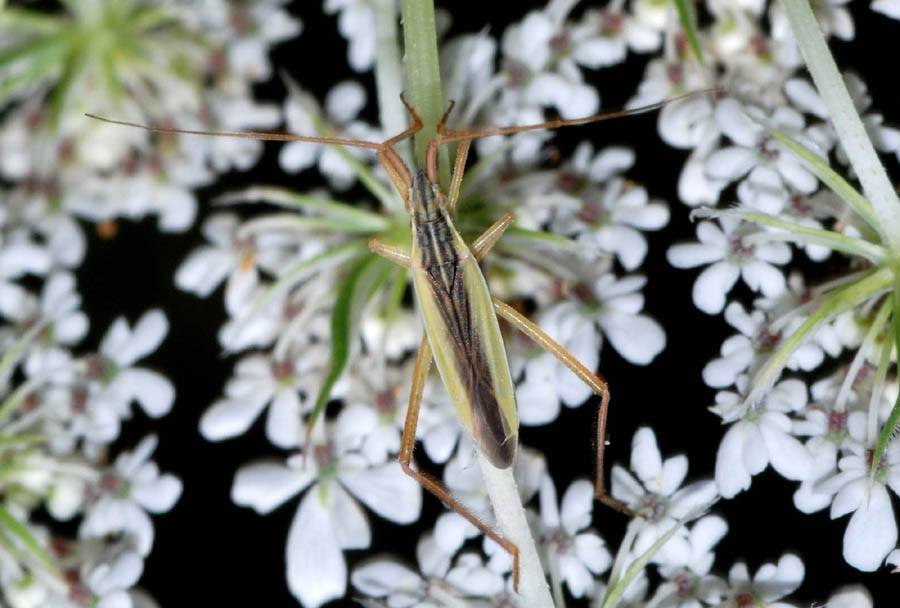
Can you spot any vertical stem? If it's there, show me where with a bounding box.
[779,0,900,252]
[478,454,554,607]
[398,2,550,603]
[399,0,450,188]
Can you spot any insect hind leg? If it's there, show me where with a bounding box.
[398,336,521,590]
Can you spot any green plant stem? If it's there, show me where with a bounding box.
[779,0,900,252]
[873,274,900,471]
[400,0,450,187]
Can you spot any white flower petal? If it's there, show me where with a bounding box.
[351,559,422,599]
[266,389,303,448]
[715,424,751,498]
[114,310,168,365]
[200,397,267,441]
[339,462,422,524]
[842,484,896,572]
[693,262,740,314]
[599,311,665,365]
[760,423,812,481]
[330,483,371,550]
[287,490,347,608]
[705,147,757,182]
[630,427,662,483]
[116,368,174,417]
[560,479,593,535]
[131,474,182,513]
[231,462,314,514]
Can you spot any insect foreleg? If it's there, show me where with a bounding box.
[492,298,634,516]
[398,335,521,590]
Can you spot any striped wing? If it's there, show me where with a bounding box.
[410,224,518,468]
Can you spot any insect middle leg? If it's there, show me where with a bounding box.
[492,298,634,516]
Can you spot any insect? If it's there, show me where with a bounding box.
[88,88,709,591]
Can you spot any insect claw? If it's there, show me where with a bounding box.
[436,99,456,134]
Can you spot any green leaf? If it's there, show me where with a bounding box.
[236,239,368,335]
[696,207,887,264]
[0,38,69,103]
[747,266,894,406]
[0,503,58,573]
[217,186,391,232]
[0,8,65,34]
[602,517,689,608]
[767,127,882,241]
[47,44,86,130]
[0,434,46,448]
[305,255,394,433]
[0,33,66,70]
[672,0,704,68]
[873,277,900,473]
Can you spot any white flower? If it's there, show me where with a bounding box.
[702,302,774,388]
[351,534,454,608]
[550,144,670,271]
[712,378,813,498]
[538,476,612,598]
[231,432,422,608]
[334,355,414,465]
[518,271,665,423]
[651,515,730,608]
[499,10,600,120]
[826,585,873,608]
[279,81,380,190]
[75,550,144,608]
[175,214,259,314]
[819,416,900,571]
[667,217,791,314]
[85,309,174,420]
[199,345,326,449]
[872,0,900,19]
[704,99,823,207]
[611,427,717,568]
[324,0,375,71]
[80,435,182,556]
[712,554,804,607]
[220,0,302,80]
[791,405,847,514]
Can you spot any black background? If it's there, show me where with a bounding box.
[72,2,900,606]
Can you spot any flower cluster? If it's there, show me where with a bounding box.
[4,0,898,606]
[0,252,180,606]
[654,0,900,577]
[175,1,892,606]
[0,1,299,606]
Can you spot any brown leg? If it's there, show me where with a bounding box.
[492,299,633,516]
[399,335,521,590]
[368,239,411,268]
[471,213,514,262]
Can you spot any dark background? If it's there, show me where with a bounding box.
[73,2,900,606]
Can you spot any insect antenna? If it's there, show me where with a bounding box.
[434,87,720,144]
[84,113,385,150]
